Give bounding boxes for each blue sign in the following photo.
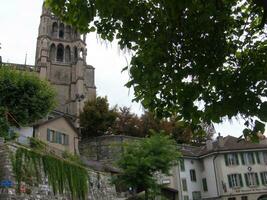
[0,180,13,188]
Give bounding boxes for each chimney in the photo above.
[217,133,224,147]
[259,133,267,145]
[206,139,213,150]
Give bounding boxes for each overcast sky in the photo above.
[0,0,253,138]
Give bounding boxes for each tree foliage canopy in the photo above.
[113,133,180,199]
[46,0,267,140]
[0,67,56,137]
[79,96,117,137]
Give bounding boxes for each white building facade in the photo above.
[161,136,267,200]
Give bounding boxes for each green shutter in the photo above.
[47,129,51,142]
[255,173,260,186]
[56,132,61,144]
[235,153,239,165]
[228,175,232,188]
[260,172,265,185]
[241,153,245,165]
[245,173,249,186]
[180,159,185,171]
[252,153,255,164]
[52,131,56,142]
[225,154,229,166]
[256,152,260,164]
[239,174,243,187]
[65,135,69,145]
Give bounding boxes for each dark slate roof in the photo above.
[180,135,267,158]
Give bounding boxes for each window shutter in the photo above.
[225,154,229,166]
[228,175,232,188]
[56,132,61,144]
[256,152,260,164]
[245,173,249,186]
[235,153,239,165]
[241,153,245,165]
[252,153,255,164]
[260,172,265,185]
[239,174,243,187]
[255,173,260,186]
[52,131,56,142]
[47,129,51,142]
[66,135,69,145]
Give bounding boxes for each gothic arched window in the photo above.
[66,25,71,40]
[80,48,84,58]
[59,23,64,38]
[49,43,56,61]
[65,46,71,63]
[57,44,64,62]
[52,22,58,37]
[74,46,78,61]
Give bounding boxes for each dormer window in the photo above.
[241,152,255,165]
[225,153,239,166]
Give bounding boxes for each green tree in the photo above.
[46,0,267,140]
[0,67,56,138]
[79,96,117,137]
[113,133,180,200]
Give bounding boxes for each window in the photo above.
[225,153,239,166]
[52,22,58,37]
[228,174,243,188]
[260,172,267,185]
[180,159,185,171]
[183,196,189,200]
[57,44,64,62]
[47,129,54,142]
[74,46,78,61]
[65,46,71,63]
[241,196,248,200]
[59,23,64,38]
[192,191,201,200]
[49,44,56,61]
[202,178,208,191]
[190,169,196,181]
[256,152,267,164]
[263,152,267,164]
[241,152,255,165]
[182,179,187,191]
[47,129,69,145]
[244,172,259,187]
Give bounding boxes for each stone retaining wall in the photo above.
[0,140,121,200]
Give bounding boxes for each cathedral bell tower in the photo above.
[35,3,96,118]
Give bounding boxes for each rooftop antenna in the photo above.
[24,52,27,66]
[0,43,2,66]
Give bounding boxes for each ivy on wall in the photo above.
[11,147,89,200]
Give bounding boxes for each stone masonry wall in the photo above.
[79,135,139,164]
[0,140,121,200]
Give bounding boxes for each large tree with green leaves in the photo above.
[112,133,180,200]
[46,0,267,140]
[79,96,117,137]
[0,67,56,138]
